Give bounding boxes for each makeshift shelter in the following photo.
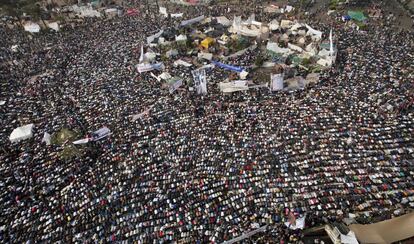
[350,212,414,244]
[175,34,188,42]
[105,8,119,18]
[201,37,214,49]
[47,22,60,31]
[198,52,213,61]
[285,76,306,90]
[174,59,193,67]
[269,19,280,31]
[348,11,367,22]
[215,16,231,27]
[42,132,51,145]
[10,124,34,143]
[166,77,183,94]
[24,22,40,33]
[267,42,291,56]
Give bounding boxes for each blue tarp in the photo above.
[212,61,244,73]
[348,11,367,22]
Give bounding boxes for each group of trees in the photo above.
[0,0,47,27]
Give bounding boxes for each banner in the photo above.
[270,73,284,91]
[180,15,205,26]
[73,138,90,145]
[42,132,51,145]
[126,8,139,16]
[192,68,207,95]
[92,127,112,140]
[136,63,163,73]
[212,61,244,73]
[147,30,164,44]
[169,79,183,94]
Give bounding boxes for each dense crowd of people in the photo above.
[0,1,413,243]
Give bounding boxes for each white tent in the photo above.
[317,58,333,67]
[239,70,249,80]
[158,72,172,80]
[285,215,306,230]
[175,34,188,42]
[171,13,183,18]
[305,24,323,40]
[198,52,213,61]
[159,7,168,16]
[24,22,40,33]
[42,132,52,145]
[269,19,280,31]
[215,16,231,26]
[267,42,291,55]
[280,20,294,29]
[71,5,101,18]
[288,43,304,53]
[10,124,34,143]
[144,52,157,61]
[47,22,60,31]
[285,5,295,13]
[174,59,193,67]
[11,45,19,52]
[290,23,303,31]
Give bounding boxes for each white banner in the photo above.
[92,127,112,140]
[180,15,205,26]
[159,7,167,16]
[271,73,284,91]
[147,30,164,44]
[192,68,207,95]
[169,79,183,94]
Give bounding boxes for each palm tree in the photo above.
[22,0,47,28]
[0,0,24,28]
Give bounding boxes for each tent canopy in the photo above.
[201,37,214,49]
[350,212,414,244]
[10,124,34,143]
[348,11,367,22]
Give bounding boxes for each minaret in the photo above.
[329,29,334,57]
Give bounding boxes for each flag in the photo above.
[126,8,138,16]
[288,211,296,226]
[139,45,145,63]
[329,29,334,56]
